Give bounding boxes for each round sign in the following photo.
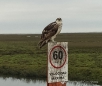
[49,45,67,68]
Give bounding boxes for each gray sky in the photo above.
[0,0,102,34]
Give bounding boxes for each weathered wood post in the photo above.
[47,42,68,86]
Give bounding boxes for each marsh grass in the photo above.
[0,33,102,84]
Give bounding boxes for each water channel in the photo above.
[0,77,100,86]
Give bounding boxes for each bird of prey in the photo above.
[38,18,62,48]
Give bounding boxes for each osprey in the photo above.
[38,18,62,48]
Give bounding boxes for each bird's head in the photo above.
[56,18,62,24]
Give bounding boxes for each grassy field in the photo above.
[0,33,102,84]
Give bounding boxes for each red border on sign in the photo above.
[49,45,67,69]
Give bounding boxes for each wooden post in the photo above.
[47,42,68,86]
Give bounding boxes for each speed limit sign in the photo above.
[48,42,68,83]
[49,45,67,68]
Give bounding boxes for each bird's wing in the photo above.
[41,22,59,40]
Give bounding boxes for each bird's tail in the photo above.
[38,40,50,49]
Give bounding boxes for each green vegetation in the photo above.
[0,33,102,84]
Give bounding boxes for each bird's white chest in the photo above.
[51,26,62,41]
[55,25,62,35]
[51,22,62,41]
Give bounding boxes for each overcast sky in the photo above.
[0,0,102,34]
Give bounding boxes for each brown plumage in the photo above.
[38,18,62,48]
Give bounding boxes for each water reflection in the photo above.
[69,81,99,86]
[0,76,100,86]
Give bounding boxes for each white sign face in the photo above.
[48,42,68,83]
